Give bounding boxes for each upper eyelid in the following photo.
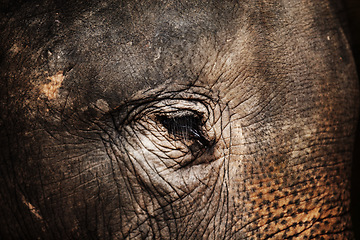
[149,100,209,116]
[154,110,202,119]
[114,99,210,124]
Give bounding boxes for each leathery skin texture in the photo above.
[0,0,359,239]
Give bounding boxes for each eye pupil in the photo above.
[156,114,210,147]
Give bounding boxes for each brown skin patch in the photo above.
[41,71,64,100]
[20,194,43,220]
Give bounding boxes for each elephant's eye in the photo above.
[156,113,211,147]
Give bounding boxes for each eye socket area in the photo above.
[110,99,217,168]
[111,98,215,154]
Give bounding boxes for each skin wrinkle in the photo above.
[129,128,182,184]
[132,142,197,202]
[189,161,226,233]
[99,140,127,233]
[115,134,182,205]
[135,121,188,164]
[121,113,228,237]
[231,142,351,169]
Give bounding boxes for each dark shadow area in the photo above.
[343,0,360,239]
[352,117,360,239]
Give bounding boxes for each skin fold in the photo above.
[0,0,359,239]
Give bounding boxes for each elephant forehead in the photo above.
[51,1,244,104]
[55,2,347,107]
[2,1,346,110]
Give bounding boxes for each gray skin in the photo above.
[0,0,359,239]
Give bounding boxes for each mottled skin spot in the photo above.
[41,71,64,99]
[20,194,43,221]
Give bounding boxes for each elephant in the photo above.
[0,0,359,239]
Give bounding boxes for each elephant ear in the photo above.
[345,0,360,64]
[344,0,360,236]
[344,0,360,238]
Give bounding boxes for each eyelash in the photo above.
[156,113,211,147]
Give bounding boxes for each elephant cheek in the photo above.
[96,105,233,238]
[226,115,353,238]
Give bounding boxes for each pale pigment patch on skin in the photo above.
[95,99,110,112]
[10,43,21,54]
[41,71,64,99]
[153,47,162,62]
[280,118,317,160]
[21,194,43,220]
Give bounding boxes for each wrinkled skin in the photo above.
[0,0,359,239]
